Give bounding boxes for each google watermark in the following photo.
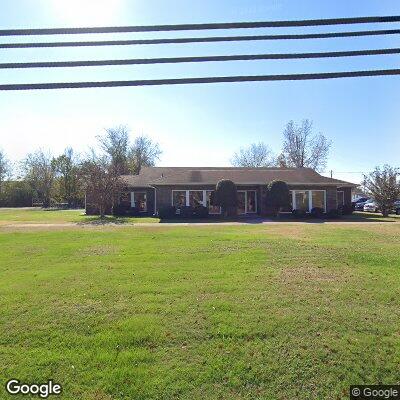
[350,385,400,400]
[5,379,62,398]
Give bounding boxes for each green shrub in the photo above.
[213,180,238,217]
[266,180,290,216]
[310,207,324,218]
[158,206,176,219]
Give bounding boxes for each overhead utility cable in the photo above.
[2,48,400,69]
[2,29,400,48]
[1,16,399,36]
[1,68,400,91]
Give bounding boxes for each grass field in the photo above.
[0,207,398,226]
[0,208,159,225]
[1,219,400,399]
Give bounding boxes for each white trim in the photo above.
[130,192,135,208]
[151,186,157,215]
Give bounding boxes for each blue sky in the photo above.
[0,0,399,183]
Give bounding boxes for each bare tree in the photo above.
[97,125,130,174]
[80,154,122,218]
[275,153,288,168]
[231,142,276,167]
[53,147,82,207]
[0,149,11,195]
[128,136,162,175]
[363,165,400,217]
[281,120,331,172]
[21,150,55,208]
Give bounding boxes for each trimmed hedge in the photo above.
[266,180,290,216]
[213,179,238,217]
[158,205,209,219]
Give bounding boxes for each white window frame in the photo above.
[131,191,147,212]
[291,190,326,213]
[172,190,222,214]
[237,190,257,214]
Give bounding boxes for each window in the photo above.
[189,191,204,207]
[294,191,309,211]
[172,191,186,207]
[312,191,326,210]
[237,190,257,214]
[172,190,220,213]
[247,191,257,213]
[291,190,326,212]
[206,190,221,214]
[131,192,147,212]
[337,191,344,207]
[237,191,246,214]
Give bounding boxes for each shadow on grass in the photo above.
[159,212,399,224]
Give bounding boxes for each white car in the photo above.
[364,200,379,213]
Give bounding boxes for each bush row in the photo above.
[158,205,209,219]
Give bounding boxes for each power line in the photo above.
[1,16,400,36]
[1,68,399,91]
[2,48,400,69]
[2,28,400,48]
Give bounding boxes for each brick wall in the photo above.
[154,184,349,214]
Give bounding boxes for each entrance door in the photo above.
[237,191,246,214]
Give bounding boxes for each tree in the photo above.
[80,154,122,218]
[97,125,130,174]
[281,119,331,172]
[128,136,162,175]
[53,147,82,207]
[266,180,290,216]
[21,150,55,208]
[0,149,11,196]
[363,165,400,217]
[0,181,32,207]
[275,153,288,168]
[212,179,238,217]
[231,142,276,167]
[97,127,162,175]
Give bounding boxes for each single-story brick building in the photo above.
[86,166,355,216]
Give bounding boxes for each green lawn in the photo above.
[0,208,159,225]
[1,222,399,399]
[0,208,399,227]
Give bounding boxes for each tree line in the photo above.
[0,126,161,208]
[0,119,398,217]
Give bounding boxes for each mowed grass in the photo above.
[0,208,159,225]
[0,223,400,399]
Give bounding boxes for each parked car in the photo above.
[354,197,371,211]
[364,200,379,213]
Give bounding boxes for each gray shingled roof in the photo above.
[121,167,356,187]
